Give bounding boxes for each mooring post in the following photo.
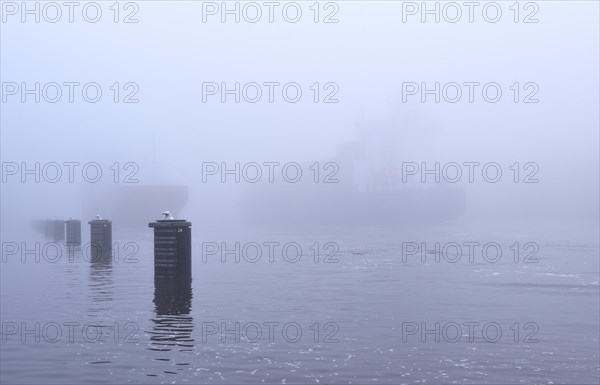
[148,212,192,279]
[88,215,112,262]
[52,219,65,242]
[65,219,81,245]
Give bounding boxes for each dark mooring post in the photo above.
[89,216,112,262]
[148,212,192,280]
[65,219,81,245]
[52,220,65,242]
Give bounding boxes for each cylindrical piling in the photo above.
[52,220,65,241]
[148,215,191,279]
[89,217,112,262]
[40,220,53,239]
[154,276,192,315]
[65,219,81,245]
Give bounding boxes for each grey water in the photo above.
[1,223,598,384]
[2,1,599,384]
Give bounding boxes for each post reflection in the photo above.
[148,276,194,352]
[89,254,113,317]
[88,244,114,316]
[84,244,117,349]
[65,244,82,278]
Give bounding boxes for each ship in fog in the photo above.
[81,139,189,229]
[243,121,466,225]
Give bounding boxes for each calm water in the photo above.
[1,224,599,384]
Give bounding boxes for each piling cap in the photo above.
[149,211,190,228]
[149,219,191,228]
[89,216,112,225]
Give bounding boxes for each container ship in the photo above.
[242,125,466,225]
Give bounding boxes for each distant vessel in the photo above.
[82,135,189,228]
[242,176,465,225]
[242,121,466,225]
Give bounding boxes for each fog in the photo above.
[1,2,600,384]
[1,1,598,237]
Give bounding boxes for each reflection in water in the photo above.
[65,244,83,283]
[148,277,194,352]
[87,244,115,349]
[88,245,114,314]
[90,239,113,264]
[146,275,194,378]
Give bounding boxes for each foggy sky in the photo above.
[1,1,598,236]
